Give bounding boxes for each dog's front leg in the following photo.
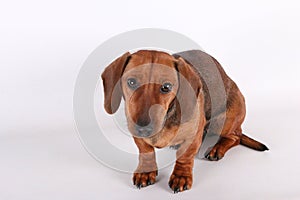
[132,137,157,189]
[169,130,203,193]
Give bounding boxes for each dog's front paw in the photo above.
[168,173,192,193]
[133,170,158,189]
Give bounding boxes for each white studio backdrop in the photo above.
[0,0,300,200]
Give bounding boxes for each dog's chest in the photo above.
[143,99,201,149]
[143,126,179,148]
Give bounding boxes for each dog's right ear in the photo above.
[101,52,131,114]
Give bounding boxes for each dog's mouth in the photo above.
[131,121,164,138]
[134,123,155,138]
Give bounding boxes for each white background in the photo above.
[1,0,300,199]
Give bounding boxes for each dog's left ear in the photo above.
[174,56,202,123]
[101,52,131,114]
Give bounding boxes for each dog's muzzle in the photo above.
[135,124,154,137]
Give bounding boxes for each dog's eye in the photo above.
[127,78,138,90]
[160,82,173,94]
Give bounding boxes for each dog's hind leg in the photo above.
[204,132,241,161]
[205,95,245,161]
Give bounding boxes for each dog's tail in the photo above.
[240,134,269,151]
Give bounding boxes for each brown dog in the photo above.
[101,49,268,193]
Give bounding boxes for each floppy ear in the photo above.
[101,52,131,114]
[174,56,202,123]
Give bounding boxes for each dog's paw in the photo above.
[133,170,158,189]
[168,174,192,193]
[205,145,224,161]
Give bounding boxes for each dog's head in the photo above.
[102,50,201,138]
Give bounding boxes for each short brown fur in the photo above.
[101,50,268,193]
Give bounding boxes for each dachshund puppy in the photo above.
[101,50,268,193]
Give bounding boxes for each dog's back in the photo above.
[174,50,234,123]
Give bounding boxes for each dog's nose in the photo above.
[135,125,153,137]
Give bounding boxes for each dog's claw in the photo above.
[183,185,188,191]
[205,153,212,160]
[136,183,142,189]
[133,170,157,189]
[173,187,180,194]
[169,173,192,193]
[147,180,152,186]
[205,153,209,159]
